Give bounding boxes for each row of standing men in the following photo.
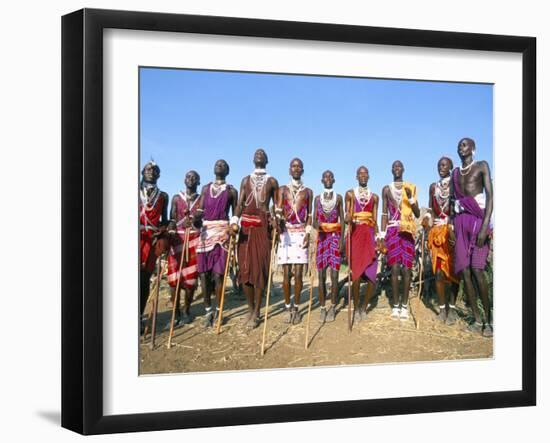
[139,137,493,338]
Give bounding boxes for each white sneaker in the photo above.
[391,307,400,320]
[400,307,409,320]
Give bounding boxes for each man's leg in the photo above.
[361,280,375,320]
[446,281,460,325]
[318,268,327,323]
[200,272,215,327]
[292,264,304,324]
[352,279,362,322]
[390,264,401,319]
[400,266,412,320]
[472,268,492,336]
[282,264,293,323]
[461,268,483,333]
[435,268,447,322]
[243,283,255,322]
[326,268,338,322]
[140,271,152,317]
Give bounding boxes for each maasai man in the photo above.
[196,160,238,328]
[381,161,420,320]
[139,161,169,318]
[451,138,493,337]
[275,158,313,324]
[422,157,460,325]
[231,149,279,329]
[313,170,345,323]
[165,171,202,327]
[344,166,379,322]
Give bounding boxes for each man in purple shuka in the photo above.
[196,160,238,328]
[451,138,494,337]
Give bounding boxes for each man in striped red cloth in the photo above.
[166,170,202,327]
[196,160,238,328]
[380,161,420,321]
[139,161,169,319]
[313,170,345,323]
[230,149,279,329]
[345,166,380,323]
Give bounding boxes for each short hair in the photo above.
[356,165,369,175]
[459,137,476,150]
[255,148,269,163]
[290,157,304,168]
[438,156,454,169]
[142,161,160,178]
[216,159,230,175]
[322,169,334,178]
[187,170,200,181]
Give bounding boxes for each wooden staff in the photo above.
[166,227,189,349]
[260,230,279,356]
[304,233,318,349]
[149,255,164,349]
[216,234,235,334]
[412,229,426,330]
[347,201,354,334]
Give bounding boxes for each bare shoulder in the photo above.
[381,185,390,197]
[240,176,249,187]
[269,176,279,187]
[372,192,380,203]
[476,160,491,172]
[429,182,436,192]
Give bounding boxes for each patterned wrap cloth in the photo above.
[276,189,309,265]
[166,192,200,289]
[237,178,272,289]
[348,195,378,282]
[386,195,415,269]
[451,168,491,275]
[139,191,166,273]
[197,183,231,275]
[315,195,342,271]
[427,189,459,282]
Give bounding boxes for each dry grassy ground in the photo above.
[139,268,493,375]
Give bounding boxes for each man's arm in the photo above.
[380,186,389,233]
[228,185,238,216]
[160,192,169,226]
[477,161,494,246]
[312,196,319,230]
[372,194,379,234]
[234,176,248,218]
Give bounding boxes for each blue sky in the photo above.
[140,67,493,207]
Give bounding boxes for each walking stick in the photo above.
[150,255,164,349]
[413,229,426,330]
[305,234,318,349]
[167,227,189,349]
[260,230,279,356]
[216,235,235,334]
[347,203,354,334]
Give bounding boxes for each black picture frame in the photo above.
[61,8,536,435]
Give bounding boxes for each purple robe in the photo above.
[452,168,490,274]
[197,183,230,275]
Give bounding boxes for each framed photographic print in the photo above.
[61,8,536,435]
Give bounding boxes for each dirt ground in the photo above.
[139,267,493,375]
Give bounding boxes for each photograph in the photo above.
[137,67,494,375]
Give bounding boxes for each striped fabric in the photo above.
[167,229,199,289]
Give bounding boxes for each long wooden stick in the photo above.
[260,231,279,356]
[415,229,426,330]
[149,255,164,349]
[347,202,354,334]
[216,235,235,334]
[304,234,318,349]
[167,228,189,349]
